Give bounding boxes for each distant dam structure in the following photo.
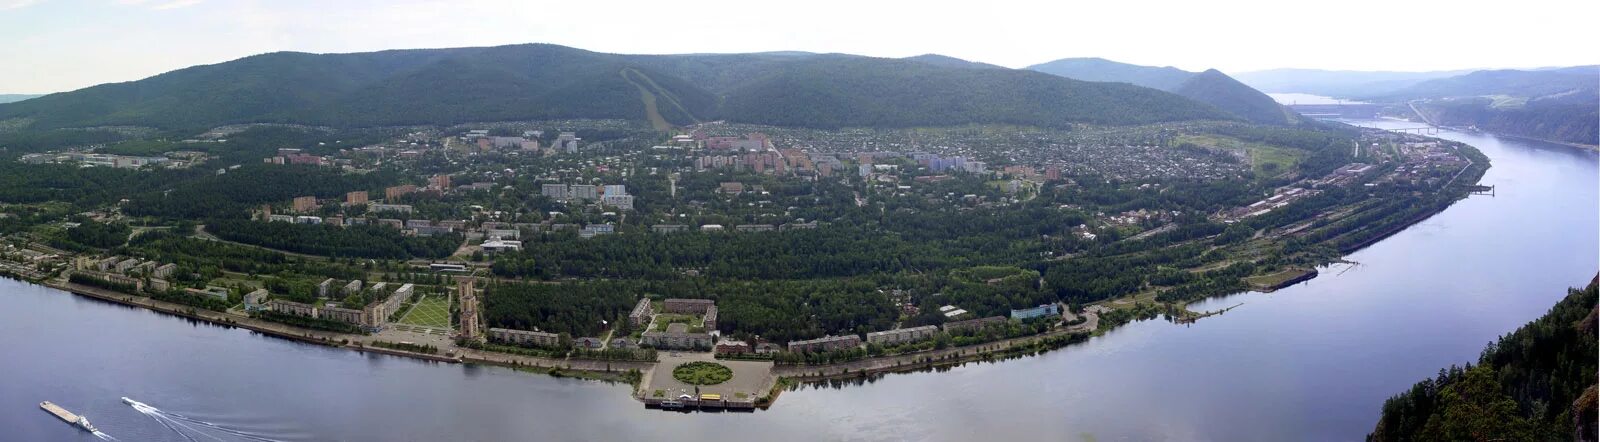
[1287,102,1387,119]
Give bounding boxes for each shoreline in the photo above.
[1,158,1483,407]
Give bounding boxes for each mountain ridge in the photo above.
[0,44,1233,132]
[1026,58,1301,125]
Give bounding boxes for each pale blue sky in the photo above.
[3,0,1596,93]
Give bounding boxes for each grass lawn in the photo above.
[398,295,451,328]
[672,362,732,385]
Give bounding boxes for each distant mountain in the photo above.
[0,44,1233,131]
[901,54,1005,70]
[1365,66,1599,101]
[1382,67,1599,146]
[0,94,42,104]
[1026,57,1192,91]
[1232,68,1474,97]
[1027,58,1301,125]
[1172,69,1301,125]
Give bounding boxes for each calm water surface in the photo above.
[3,121,1596,441]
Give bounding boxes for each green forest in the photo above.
[1368,279,1598,441]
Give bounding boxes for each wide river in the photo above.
[3,120,1597,441]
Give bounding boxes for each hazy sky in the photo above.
[3,0,1596,93]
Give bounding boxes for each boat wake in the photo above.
[123,397,287,442]
[92,430,116,441]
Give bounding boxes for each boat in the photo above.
[659,400,684,408]
[39,401,98,433]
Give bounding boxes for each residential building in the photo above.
[292,196,317,213]
[540,184,569,200]
[384,185,417,200]
[942,316,1008,333]
[579,224,613,238]
[715,339,751,354]
[735,224,774,232]
[243,289,269,311]
[184,286,230,302]
[152,263,177,279]
[787,334,862,353]
[865,325,939,345]
[268,299,317,317]
[316,278,335,297]
[485,229,519,239]
[641,323,713,350]
[368,203,413,214]
[601,194,634,210]
[569,184,599,200]
[480,239,522,254]
[650,224,688,233]
[345,191,368,205]
[664,298,714,314]
[628,298,653,326]
[342,280,363,296]
[319,305,367,325]
[490,328,561,347]
[1010,303,1061,320]
[428,174,451,190]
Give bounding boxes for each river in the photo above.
[3,121,1596,441]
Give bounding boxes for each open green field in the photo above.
[1178,134,1307,179]
[398,295,451,328]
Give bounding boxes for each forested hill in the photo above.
[1026,57,1193,91]
[1368,278,1598,441]
[714,56,1227,129]
[1172,69,1303,126]
[1027,58,1303,125]
[0,44,1232,132]
[0,94,41,104]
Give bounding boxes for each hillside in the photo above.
[717,56,1228,129]
[0,94,41,104]
[0,45,717,130]
[902,54,1005,70]
[0,44,1234,132]
[1172,69,1301,125]
[1027,58,1301,125]
[1368,278,1598,441]
[1026,57,1193,91]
